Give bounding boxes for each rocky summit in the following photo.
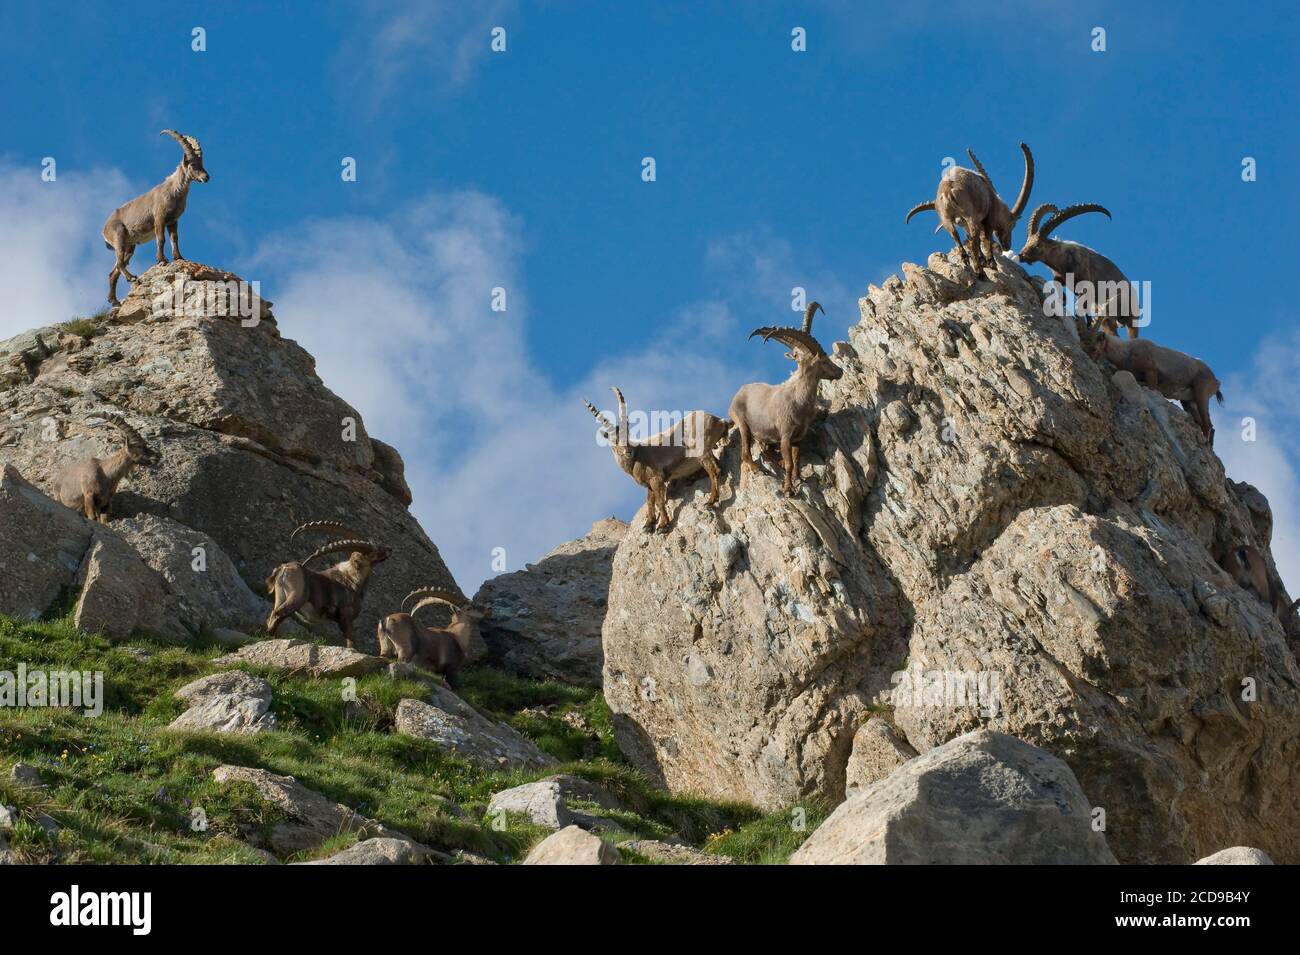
[602,249,1300,864]
[0,261,457,647]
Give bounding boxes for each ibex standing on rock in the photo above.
[906,143,1034,273]
[583,387,729,532]
[265,521,390,649]
[377,588,491,689]
[730,302,843,496]
[103,129,210,307]
[1018,203,1142,338]
[1087,327,1222,443]
[54,415,158,522]
[1213,542,1299,622]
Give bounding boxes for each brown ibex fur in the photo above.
[1019,203,1141,338]
[583,387,729,531]
[103,130,210,306]
[1087,327,1223,443]
[376,588,491,689]
[729,302,843,496]
[53,415,158,522]
[1213,542,1297,622]
[907,143,1034,272]
[265,521,390,649]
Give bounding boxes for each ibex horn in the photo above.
[303,539,379,565]
[1009,143,1034,219]
[1040,204,1111,240]
[966,149,993,186]
[160,129,202,161]
[291,520,362,542]
[905,200,936,224]
[1026,203,1059,238]
[583,400,615,434]
[402,587,465,615]
[749,325,824,357]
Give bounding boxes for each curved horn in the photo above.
[749,326,824,356]
[401,587,465,615]
[1008,142,1034,219]
[102,414,143,443]
[583,400,615,434]
[905,200,936,224]
[610,386,629,444]
[802,301,824,334]
[1026,203,1059,237]
[1040,203,1112,240]
[304,538,379,565]
[966,149,993,185]
[160,129,199,161]
[291,520,362,542]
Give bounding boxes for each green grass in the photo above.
[0,612,814,864]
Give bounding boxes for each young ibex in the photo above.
[906,143,1034,272]
[376,588,491,689]
[1214,543,1299,622]
[53,415,159,522]
[1086,327,1222,443]
[729,302,843,496]
[103,129,210,307]
[583,387,729,532]
[264,521,391,649]
[1019,203,1141,338]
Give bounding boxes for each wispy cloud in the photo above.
[0,161,133,339]
[1216,327,1300,593]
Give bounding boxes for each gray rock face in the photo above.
[394,691,555,771]
[73,527,189,642]
[603,250,1300,863]
[297,837,430,865]
[487,781,572,830]
[1195,847,1273,865]
[0,464,93,620]
[473,518,626,685]
[0,261,458,650]
[845,718,918,793]
[791,730,1116,865]
[169,671,276,734]
[523,825,621,865]
[213,639,387,679]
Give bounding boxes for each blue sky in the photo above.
[2,1,1298,592]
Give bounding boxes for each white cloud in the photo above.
[0,161,133,339]
[1216,328,1300,594]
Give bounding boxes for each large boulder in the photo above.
[1194,846,1273,865]
[0,261,459,650]
[523,826,620,865]
[394,689,555,771]
[845,718,918,794]
[0,464,93,620]
[603,251,1300,863]
[168,671,276,734]
[73,527,189,642]
[213,639,387,679]
[790,730,1116,865]
[473,517,626,685]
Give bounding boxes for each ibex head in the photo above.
[106,415,159,466]
[749,302,843,382]
[584,387,636,470]
[161,129,209,184]
[1018,203,1111,264]
[403,587,491,625]
[967,142,1034,249]
[292,521,390,568]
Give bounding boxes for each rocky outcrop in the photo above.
[603,250,1300,863]
[297,837,431,865]
[487,775,625,831]
[623,840,733,865]
[0,261,458,648]
[791,730,1116,865]
[394,691,555,771]
[473,518,626,685]
[214,639,387,679]
[168,671,276,734]
[523,825,621,865]
[1194,846,1273,865]
[844,718,917,793]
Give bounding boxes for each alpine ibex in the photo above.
[53,415,159,522]
[376,588,491,689]
[1213,542,1299,622]
[265,521,390,649]
[730,302,843,496]
[583,387,729,532]
[906,143,1034,272]
[1086,327,1222,442]
[103,130,210,306]
[1019,203,1141,338]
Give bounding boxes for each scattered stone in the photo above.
[211,764,376,856]
[622,840,733,865]
[0,805,17,832]
[296,837,431,866]
[473,518,626,685]
[10,764,46,789]
[791,731,1117,865]
[168,671,276,734]
[488,781,571,830]
[1195,847,1273,865]
[523,825,621,865]
[845,718,918,792]
[394,689,554,771]
[213,639,387,679]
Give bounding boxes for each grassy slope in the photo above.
[0,613,824,864]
